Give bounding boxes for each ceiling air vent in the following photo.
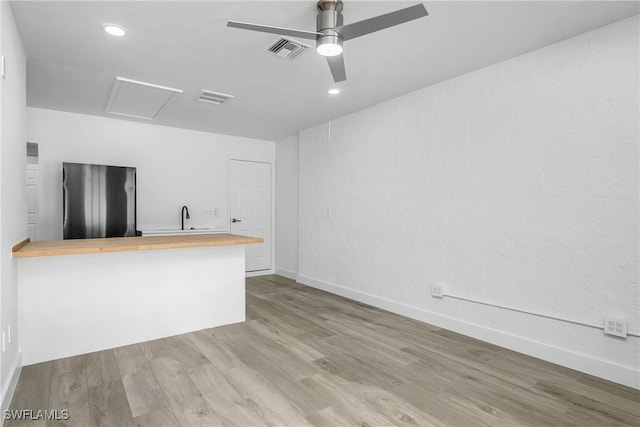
[266,37,309,59]
[197,90,234,105]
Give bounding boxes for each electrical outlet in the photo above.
[604,318,627,338]
[431,284,444,298]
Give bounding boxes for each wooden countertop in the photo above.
[12,233,263,258]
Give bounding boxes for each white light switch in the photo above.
[1,55,5,79]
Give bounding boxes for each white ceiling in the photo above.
[10,1,639,141]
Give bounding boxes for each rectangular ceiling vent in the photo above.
[266,38,309,59]
[197,90,234,105]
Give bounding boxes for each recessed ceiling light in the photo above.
[104,24,127,37]
[328,88,341,95]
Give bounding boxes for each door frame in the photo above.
[26,163,39,241]
[228,158,275,276]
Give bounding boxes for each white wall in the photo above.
[275,134,299,279]
[297,17,639,388]
[20,244,245,366]
[0,0,27,411]
[27,108,275,242]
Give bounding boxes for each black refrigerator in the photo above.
[63,162,136,239]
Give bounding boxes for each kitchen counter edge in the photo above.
[12,234,263,258]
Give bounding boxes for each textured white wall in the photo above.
[276,134,299,278]
[0,0,27,410]
[298,17,639,387]
[27,108,275,242]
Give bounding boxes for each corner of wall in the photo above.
[275,267,298,281]
[0,0,28,413]
[275,134,300,277]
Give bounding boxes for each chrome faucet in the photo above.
[181,206,190,230]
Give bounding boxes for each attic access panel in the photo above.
[105,77,183,120]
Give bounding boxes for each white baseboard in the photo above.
[297,274,639,390]
[275,267,298,280]
[245,268,275,278]
[1,354,22,424]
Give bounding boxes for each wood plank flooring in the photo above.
[6,275,640,426]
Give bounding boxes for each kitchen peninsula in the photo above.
[13,233,262,365]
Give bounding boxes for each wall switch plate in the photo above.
[1,55,5,79]
[204,209,213,216]
[431,284,444,298]
[604,318,627,338]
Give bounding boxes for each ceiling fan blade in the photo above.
[335,4,428,41]
[227,21,321,40]
[327,54,346,83]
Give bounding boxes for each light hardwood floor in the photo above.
[6,275,640,426]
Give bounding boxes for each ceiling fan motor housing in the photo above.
[317,0,344,52]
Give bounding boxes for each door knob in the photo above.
[231,218,242,223]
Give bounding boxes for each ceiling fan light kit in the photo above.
[227,0,428,83]
[316,37,342,56]
[316,0,344,57]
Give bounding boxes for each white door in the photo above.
[229,160,272,272]
[26,164,39,240]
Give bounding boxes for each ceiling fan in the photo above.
[227,1,428,83]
